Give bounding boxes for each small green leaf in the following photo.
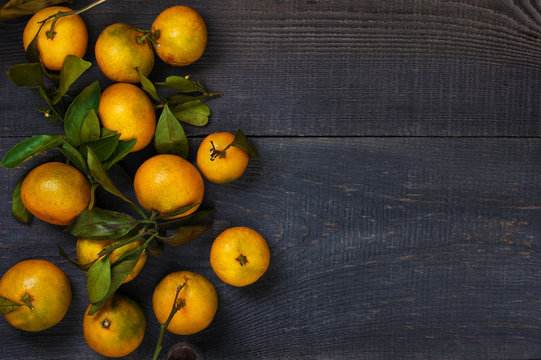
[101,127,117,138]
[102,139,137,170]
[12,175,32,224]
[87,255,111,304]
[65,81,100,147]
[170,100,210,127]
[86,147,134,205]
[79,109,101,144]
[58,140,87,173]
[58,245,97,271]
[81,133,120,162]
[7,63,42,87]
[52,55,92,104]
[231,129,260,158]
[158,208,215,229]
[88,242,147,315]
[0,134,64,168]
[154,104,188,158]
[65,207,139,241]
[158,223,213,247]
[139,71,161,102]
[25,33,40,63]
[155,75,198,93]
[0,296,21,315]
[0,0,71,21]
[157,203,200,220]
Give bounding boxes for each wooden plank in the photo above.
[1,0,541,137]
[0,137,540,359]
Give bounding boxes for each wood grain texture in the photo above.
[1,0,541,137]
[0,137,540,359]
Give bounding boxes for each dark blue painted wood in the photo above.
[1,1,541,359]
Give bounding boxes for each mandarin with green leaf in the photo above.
[0,259,71,332]
[23,6,88,71]
[196,132,249,183]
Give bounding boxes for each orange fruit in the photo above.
[0,259,71,332]
[76,236,147,283]
[151,5,207,67]
[134,154,204,218]
[196,132,249,183]
[98,83,156,152]
[152,271,217,335]
[95,23,154,83]
[210,227,270,287]
[20,162,91,226]
[83,293,145,358]
[23,6,87,71]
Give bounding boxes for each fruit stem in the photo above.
[152,283,186,360]
[209,141,232,161]
[39,0,107,40]
[236,254,248,266]
[21,293,34,310]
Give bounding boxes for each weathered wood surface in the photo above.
[1,0,541,359]
[2,0,541,137]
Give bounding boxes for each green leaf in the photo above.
[79,109,101,144]
[81,133,120,162]
[158,223,213,247]
[58,140,87,173]
[102,139,137,170]
[170,100,210,127]
[0,0,71,21]
[86,147,134,205]
[139,71,160,102]
[157,203,199,220]
[158,208,215,229]
[58,245,96,271]
[155,75,198,93]
[7,63,42,87]
[52,55,91,104]
[87,255,111,304]
[231,129,260,158]
[65,81,100,147]
[12,175,32,224]
[25,33,40,63]
[65,207,139,241]
[0,134,64,168]
[88,242,147,315]
[154,104,188,158]
[0,296,21,315]
[101,127,117,138]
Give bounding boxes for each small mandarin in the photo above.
[20,162,91,226]
[23,6,87,71]
[152,271,218,335]
[83,294,145,358]
[151,6,207,66]
[0,259,71,332]
[196,132,249,183]
[98,83,156,152]
[210,226,270,287]
[95,23,154,83]
[76,237,147,283]
[133,154,204,218]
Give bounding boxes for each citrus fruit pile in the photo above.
[0,2,271,358]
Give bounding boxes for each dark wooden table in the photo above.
[1,1,541,359]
